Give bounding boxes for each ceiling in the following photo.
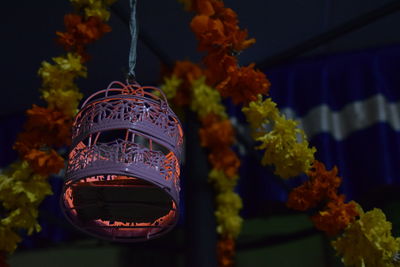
[2,0,400,115]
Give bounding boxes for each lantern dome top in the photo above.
[72,81,183,158]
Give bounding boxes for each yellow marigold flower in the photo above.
[215,191,243,238]
[53,53,86,73]
[256,117,315,178]
[216,191,243,212]
[8,160,32,181]
[0,162,51,209]
[208,168,238,192]
[69,0,116,21]
[84,7,110,21]
[208,170,243,238]
[2,207,41,235]
[42,89,83,117]
[0,161,52,245]
[332,208,400,267]
[242,94,278,135]
[215,211,243,238]
[38,53,87,93]
[160,75,182,100]
[8,161,46,182]
[191,77,227,119]
[83,0,111,21]
[243,97,315,178]
[0,226,21,253]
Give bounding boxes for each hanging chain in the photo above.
[128,0,138,82]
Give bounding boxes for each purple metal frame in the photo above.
[61,81,183,242]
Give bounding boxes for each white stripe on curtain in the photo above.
[281,94,400,141]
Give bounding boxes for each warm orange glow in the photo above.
[64,186,77,216]
[93,202,177,238]
[62,175,178,239]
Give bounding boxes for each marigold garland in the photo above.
[191,77,227,119]
[0,0,115,259]
[189,0,269,105]
[199,114,234,149]
[0,161,52,253]
[160,75,182,100]
[286,160,342,211]
[178,1,400,266]
[217,236,236,267]
[168,61,204,107]
[209,170,242,238]
[161,62,242,266]
[242,77,397,266]
[38,53,87,116]
[56,14,112,61]
[174,0,274,265]
[332,208,400,266]
[242,95,316,178]
[70,0,116,21]
[311,195,359,237]
[242,96,400,266]
[182,1,267,264]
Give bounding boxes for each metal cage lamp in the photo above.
[61,81,183,241]
[61,0,183,242]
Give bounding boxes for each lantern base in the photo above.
[62,175,178,242]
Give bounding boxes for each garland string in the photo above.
[128,0,138,79]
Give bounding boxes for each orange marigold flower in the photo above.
[14,105,72,158]
[13,131,44,157]
[203,49,237,85]
[286,161,342,211]
[213,5,255,52]
[286,185,320,211]
[79,16,111,42]
[191,0,254,53]
[57,14,111,60]
[172,61,204,85]
[199,114,235,148]
[217,237,235,267]
[25,105,72,146]
[169,61,204,107]
[307,160,341,200]
[198,114,239,177]
[57,32,76,48]
[216,64,270,105]
[209,148,240,178]
[311,195,359,236]
[24,149,65,176]
[191,15,227,52]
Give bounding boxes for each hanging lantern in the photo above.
[61,81,183,241]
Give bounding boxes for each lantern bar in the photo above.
[61,81,183,242]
